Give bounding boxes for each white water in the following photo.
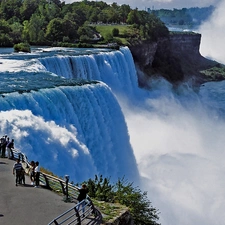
[1,46,225,225]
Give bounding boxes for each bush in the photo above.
[112,28,119,36]
[13,42,31,53]
[80,175,160,225]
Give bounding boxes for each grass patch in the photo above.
[201,64,225,80]
[94,24,138,45]
[93,200,128,223]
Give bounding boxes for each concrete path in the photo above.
[0,158,79,225]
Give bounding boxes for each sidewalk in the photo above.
[0,158,75,225]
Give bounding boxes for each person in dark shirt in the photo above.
[7,138,14,159]
[1,135,7,158]
[77,184,88,215]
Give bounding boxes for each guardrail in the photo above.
[11,148,102,225]
[48,198,100,225]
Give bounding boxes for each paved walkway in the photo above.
[0,158,92,225]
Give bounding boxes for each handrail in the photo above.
[11,148,102,224]
[48,198,99,225]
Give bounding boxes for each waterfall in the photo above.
[0,80,139,183]
[39,47,139,96]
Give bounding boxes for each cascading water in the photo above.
[0,47,140,183]
[1,46,225,225]
[39,47,139,97]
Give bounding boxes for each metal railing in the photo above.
[11,148,101,225]
[48,198,98,225]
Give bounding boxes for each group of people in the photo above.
[12,159,40,188]
[12,156,89,217]
[0,134,14,159]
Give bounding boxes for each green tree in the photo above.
[126,9,139,24]
[82,175,160,225]
[119,4,131,23]
[22,20,30,42]
[0,19,13,46]
[0,33,13,46]
[115,178,160,225]
[89,8,101,23]
[0,0,22,21]
[98,9,109,23]
[28,13,46,44]
[61,18,78,41]
[0,19,11,33]
[20,0,39,21]
[10,22,23,43]
[45,18,63,42]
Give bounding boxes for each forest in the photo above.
[0,0,169,47]
[153,6,215,28]
[0,0,214,48]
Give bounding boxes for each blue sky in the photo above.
[64,0,221,10]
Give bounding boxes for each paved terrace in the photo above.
[0,158,101,225]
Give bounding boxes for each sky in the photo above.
[64,0,221,10]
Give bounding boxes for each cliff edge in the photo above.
[129,32,225,87]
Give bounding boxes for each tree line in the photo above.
[153,6,214,27]
[0,0,169,47]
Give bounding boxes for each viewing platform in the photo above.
[0,157,102,225]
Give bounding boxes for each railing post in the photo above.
[42,173,50,189]
[64,175,70,202]
[88,197,97,216]
[74,205,81,225]
[53,219,59,225]
[59,181,66,195]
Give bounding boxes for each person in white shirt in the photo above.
[34,161,40,188]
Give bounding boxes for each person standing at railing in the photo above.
[29,160,36,185]
[34,161,40,188]
[77,184,89,216]
[1,135,7,158]
[13,159,22,186]
[7,138,14,159]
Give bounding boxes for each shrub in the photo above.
[13,42,31,53]
[112,28,119,36]
[80,175,160,225]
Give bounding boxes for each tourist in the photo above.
[1,135,7,158]
[34,161,40,188]
[13,159,22,186]
[7,138,14,159]
[20,167,26,185]
[77,184,89,216]
[29,160,36,185]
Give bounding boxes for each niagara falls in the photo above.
[1,43,225,225]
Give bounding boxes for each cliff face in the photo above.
[169,33,201,53]
[129,32,218,86]
[129,41,157,67]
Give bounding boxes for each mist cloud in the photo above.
[199,0,225,64]
[121,81,225,225]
